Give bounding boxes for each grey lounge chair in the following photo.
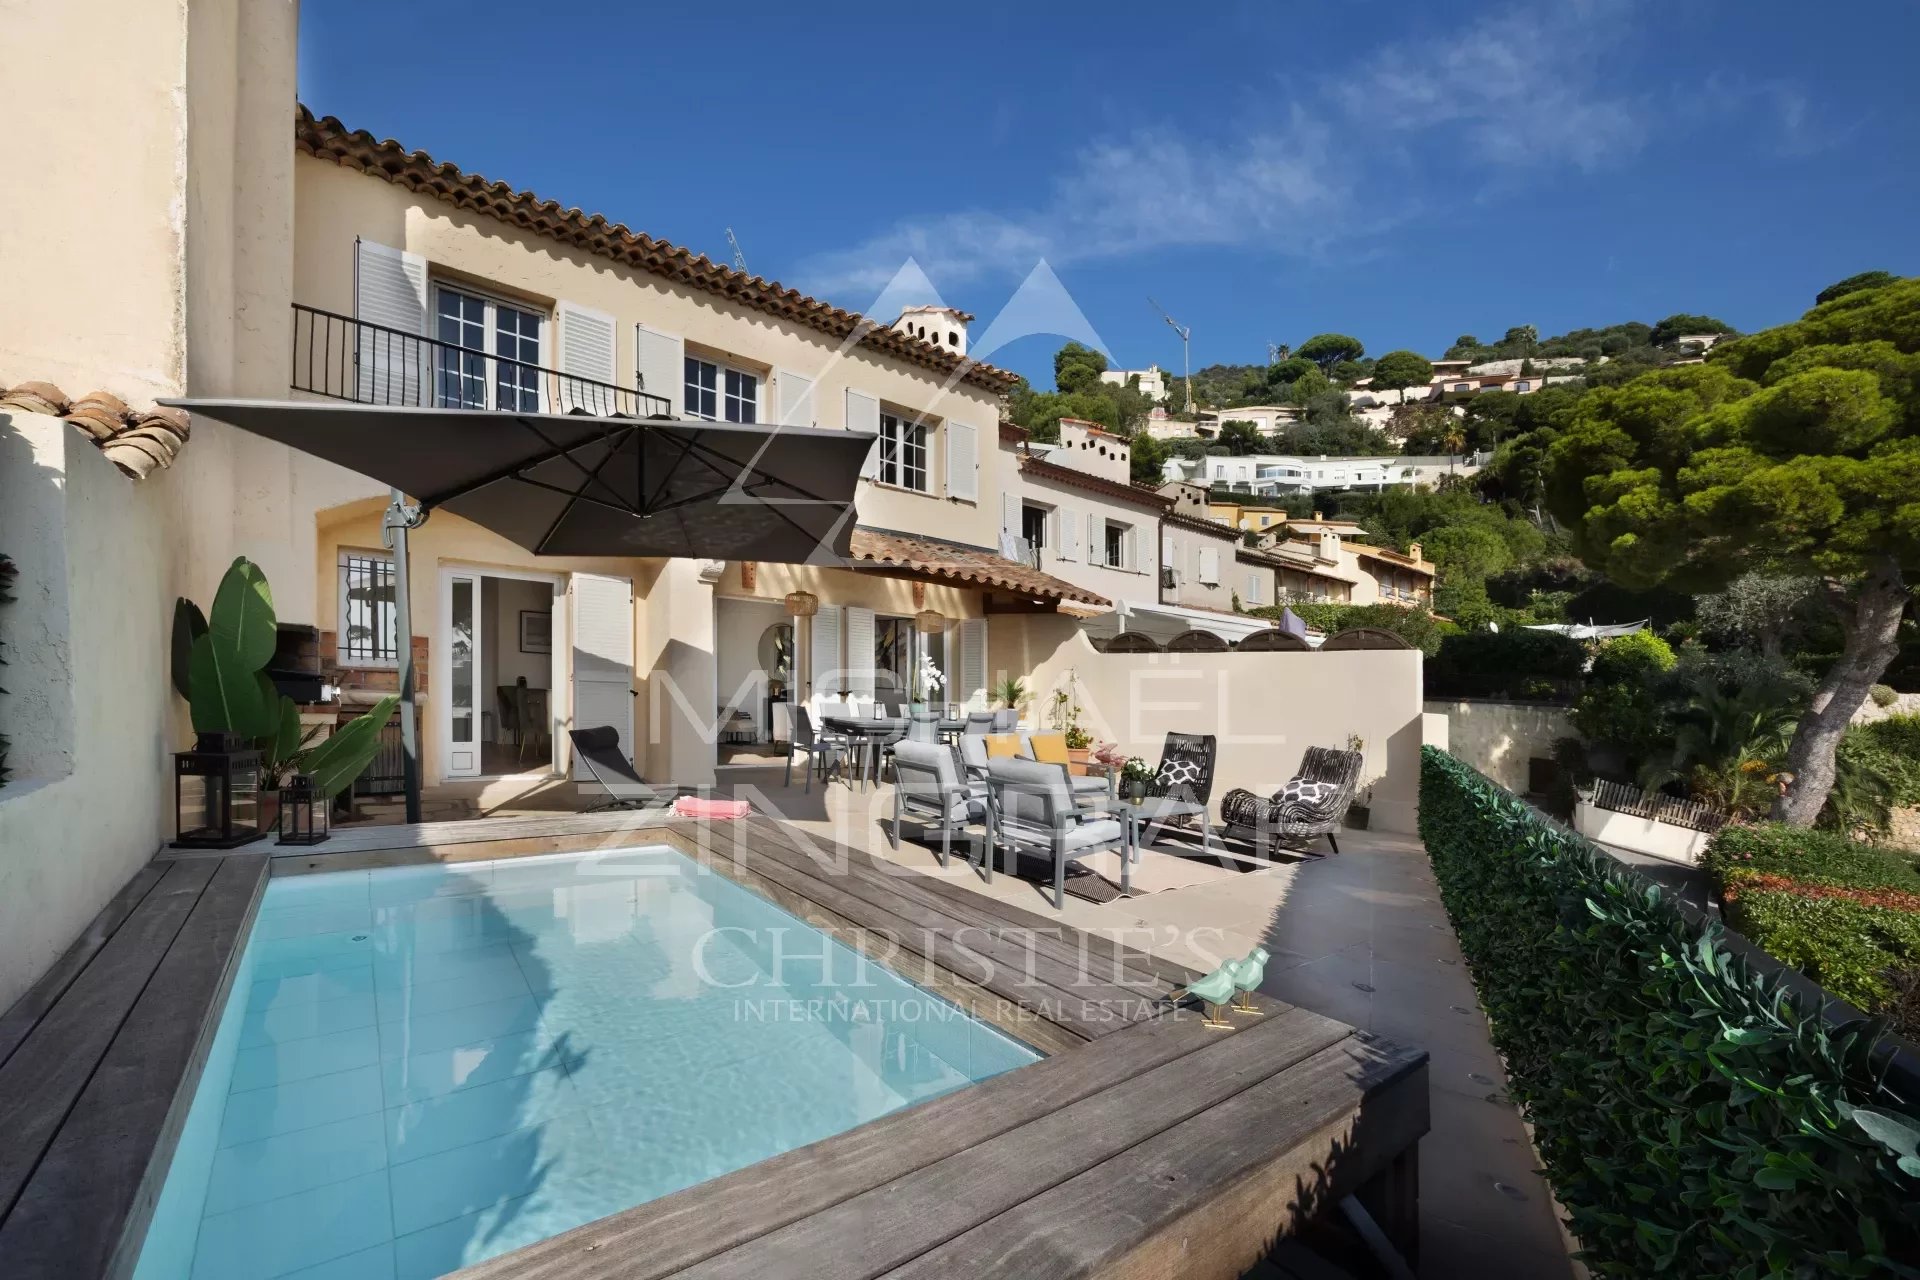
[890,740,987,872]
[985,756,1129,909]
[1220,745,1363,856]
[568,727,673,811]
[963,710,995,735]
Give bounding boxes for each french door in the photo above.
[441,570,483,778]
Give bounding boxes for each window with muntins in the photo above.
[433,285,544,411]
[879,412,929,491]
[1104,522,1127,568]
[338,550,399,666]
[684,356,759,423]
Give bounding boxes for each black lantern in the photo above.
[172,731,265,848]
[277,773,331,846]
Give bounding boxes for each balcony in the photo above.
[290,303,673,418]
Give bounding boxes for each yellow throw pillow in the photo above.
[984,733,1023,759]
[1027,732,1071,766]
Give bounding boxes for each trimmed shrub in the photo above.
[1246,601,1453,655]
[1846,712,1920,808]
[1705,823,1920,892]
[1424,628,1585,700]
[1420,747,1920,1276]
[1873,683,1901,707]
[1720,878,1920,1015]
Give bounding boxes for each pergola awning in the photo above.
[163,399,873,563]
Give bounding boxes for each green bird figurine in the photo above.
[1227,947,1269,1014]
[1174,964,1239,1029]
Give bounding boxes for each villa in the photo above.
[0,5,1612,1279]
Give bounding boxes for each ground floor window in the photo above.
[338,550,398,665]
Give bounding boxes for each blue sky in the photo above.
[299,0,1918,386]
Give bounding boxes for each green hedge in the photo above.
[1425,628,1586,700]
[1419,747,1920,1276]
[1705,824,1920,892]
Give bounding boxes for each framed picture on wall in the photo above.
[519,610,552,654]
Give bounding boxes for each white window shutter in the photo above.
[569,574,634,774]
[958,617,988,711]
[809,607,842,700]
[1059,504,1079,561]
[354,239,427,405]
[634,322,683,416]
[1001,493,1022,538]
[844,606,876,698]
[1199,546,1220,585]
[1124,527,1138,571]
[846,389,881,478]
[1161,532,1175,564]
[946,421,978,502]
[556,301,617,414]
[1088,513,1103,564]
[776,370,816,425]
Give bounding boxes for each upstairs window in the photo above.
[433,285,544,411]
[878,412,929,491]
[1021,504,1049,548]
[685,356,759,423]
[1103,521,1128,568]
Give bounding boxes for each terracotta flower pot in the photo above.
[1067,747,1092,776]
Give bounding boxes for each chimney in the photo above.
[1409,541,1423,562]
[1312,511,1323,521]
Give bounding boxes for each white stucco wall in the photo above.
[0,415,186,1009]
[1423,698,1576,795]
[993,620,1426,834]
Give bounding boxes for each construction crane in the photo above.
[725,227,749,275]
[1149,297,1194,413]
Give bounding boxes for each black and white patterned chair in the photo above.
[1220,745,1363,856]
[1127,732,1219,855]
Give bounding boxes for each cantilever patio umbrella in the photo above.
[166,399,873,560]
[164,398,876,818]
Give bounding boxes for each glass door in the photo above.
[443,570,482,778]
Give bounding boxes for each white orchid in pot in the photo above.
[910,650,945,713]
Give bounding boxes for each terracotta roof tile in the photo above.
[0,381,189,480]
[1018,455,1171,510]
[849,529,1109,609]
[296,107,1018,395]
[1161,507,1240,539]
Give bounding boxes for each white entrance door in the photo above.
[570,573,634,776]
[442,569,483,778]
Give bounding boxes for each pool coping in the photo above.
[0,811,1430,1280]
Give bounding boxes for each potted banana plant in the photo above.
[173,557,397,837]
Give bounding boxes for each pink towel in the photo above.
[672,795,751,820]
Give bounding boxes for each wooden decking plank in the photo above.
[0,864,168,1069]
[739,818,1178,996]
[719,823,1168,1026]
[457,1013,1249,1280]
[0,857,217,1223]
[1,853,268,1280]
[882,1036,1430,1280]
[661,1008,1356,1280]
[687,824,1124,1041]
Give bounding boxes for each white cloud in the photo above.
[794,0,1808,302]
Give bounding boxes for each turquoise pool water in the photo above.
[133,846,1037,1280]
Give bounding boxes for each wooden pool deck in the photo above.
[0,811,1428,1280]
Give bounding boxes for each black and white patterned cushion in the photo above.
[1149,753,1203,798]
[1277,779,1336,807]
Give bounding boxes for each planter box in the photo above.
[1573,800,1712,865]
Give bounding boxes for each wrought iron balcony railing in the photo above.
[291,303,673,418]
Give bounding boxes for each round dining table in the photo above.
[820,715,968,789]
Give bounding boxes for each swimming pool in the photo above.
[132,845,1038,1280]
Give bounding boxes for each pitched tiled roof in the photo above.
[1018,456,1171,510]
[1352,543,1436,576]
[1161,507,1240,540]
[296,107,1018,395]
[0,381,189,480]
[849,529,1109,609]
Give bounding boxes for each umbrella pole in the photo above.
[382,489,425,824]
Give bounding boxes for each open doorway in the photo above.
[442,567,563,779]
[714,597,793,766]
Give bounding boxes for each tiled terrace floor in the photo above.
[391,762,1580,1278]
